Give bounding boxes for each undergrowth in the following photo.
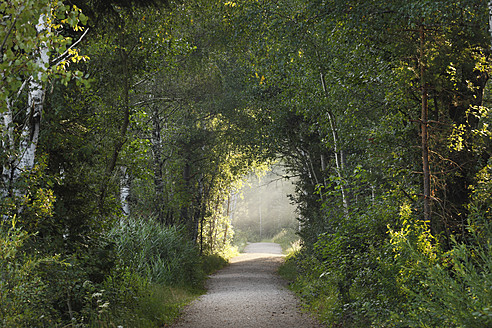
[100,282,200,327]
[201,253,229,275]
[271,228,300,254]
[0,216,229,327]
[277,252,298,282]
[101,216,229,326]
[278,197,492,328]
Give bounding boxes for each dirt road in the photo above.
[172,242,322,328]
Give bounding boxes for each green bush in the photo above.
[98,268,199,327]
[0,221,58,327]
[277,252,298,282]
[201,253,228,275]
[287,250,342,325]
[390,199,492,327]
[232,229,255,251]
[284,196,405,327]
[73,217,210,327]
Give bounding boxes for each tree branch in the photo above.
[130,97,181,107]
[51,28,90,67]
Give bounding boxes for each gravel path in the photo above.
[172,242,322,328]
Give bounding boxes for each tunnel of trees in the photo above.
[1,0,491,327]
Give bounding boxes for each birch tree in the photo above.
[488,1,492,45]
[1,0,87,203]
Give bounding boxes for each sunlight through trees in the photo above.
[0,0,490,326]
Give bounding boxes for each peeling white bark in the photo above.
[1,101,14,196]
[120,167,130,216]
[19,14,49,171]
[2,14,49,198]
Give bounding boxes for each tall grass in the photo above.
[108,216,204,287]
[272,228,300,254]
[99,280,199,328]
[95,217,208,327]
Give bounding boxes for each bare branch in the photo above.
[130,97,182,107]
[51,28,90,66]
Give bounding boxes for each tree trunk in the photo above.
[120,166,130,216]
[2,14,49,199]
[489,1,492,47]
[99,47,131,212]
[2,103,15,197]
[151,103,165,224]
[192,176,204,243]
[223,224,228,246]
[181,162,192,235]
[420,24,432,229]
[319,71,349,213]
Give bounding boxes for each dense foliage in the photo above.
[1,0,251,326]
[1,0,491,326]
[225,1,491,327]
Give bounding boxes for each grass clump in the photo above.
[201,253,229,275]
[272,228,300,254]
[109,216,204,287]
[102,278,200,327]
[277,253,298,282]
[95,216,207,327]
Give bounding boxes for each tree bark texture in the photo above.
[120,166,130,215]
[151,102,166,224]
[2,14,48,198]
[420,24,432,228]
[489,1,492,48]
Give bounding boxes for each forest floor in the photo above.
[171,242,322,328]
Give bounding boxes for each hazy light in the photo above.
[231,165,297,242]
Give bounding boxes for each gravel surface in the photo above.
[172,242,322,328]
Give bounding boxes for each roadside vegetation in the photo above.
[271,229,301,254]
[0,216,230,327]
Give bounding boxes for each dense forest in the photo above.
[1,0,491,327]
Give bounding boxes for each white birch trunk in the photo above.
[16,14,49,182]
[2,14,49,198]
[120,167,130,216]
[1,101,14,197]
[489,1,492,47]
[319,71,349,214]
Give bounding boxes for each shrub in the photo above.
[94,217,209,327]
[201,253,228,275]
[101,276,198,327]
[389,201,492,327]
[277,252,298,282]
[0,221,58,327]
[284,195,405,327]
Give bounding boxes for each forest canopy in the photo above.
[1,0,491,327]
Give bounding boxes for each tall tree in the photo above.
[1,0,87,207]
